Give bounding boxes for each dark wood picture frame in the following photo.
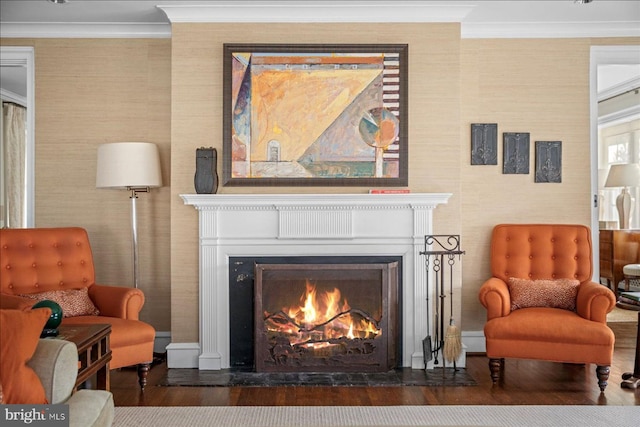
[223,43,409,187]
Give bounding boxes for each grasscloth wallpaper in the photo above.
[2,29,638,347]
[0,38,172,331]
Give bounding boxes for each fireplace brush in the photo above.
[420,235,465,369]
[443,253,462,365]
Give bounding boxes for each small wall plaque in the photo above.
[503,132,530,174]
[535,141,562,183]
[471,123,498,165]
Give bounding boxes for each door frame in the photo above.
[590,45,640,282]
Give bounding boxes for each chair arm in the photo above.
[28,339,78,405]
[576,280,616,323]
[66,390,114,427]
[89,284,144,320]
[0,294,35,311]
[478,277,512,320]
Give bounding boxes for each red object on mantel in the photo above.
[369,189,410,194]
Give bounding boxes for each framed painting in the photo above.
[223,44,408,186]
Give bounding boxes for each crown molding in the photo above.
[157,3,474,23]
[0,22,171,39]
[0,3,637,39]
[598,104,640,128]
[462,21,640,39]
[598,76,640,102]
[0,88,27,107]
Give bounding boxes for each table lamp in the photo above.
[604,163,640,230]
[96,142,162,288]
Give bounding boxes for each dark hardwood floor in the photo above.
[110,327,640,407]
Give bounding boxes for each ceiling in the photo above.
[0,1,639,39]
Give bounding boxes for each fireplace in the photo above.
[229,255,402,370]
[254,262,398,372]
[176,193,458,371]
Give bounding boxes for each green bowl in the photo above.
[33,300,63,337]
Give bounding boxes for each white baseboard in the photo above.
[166,342,200,368]
[462,330,486,353]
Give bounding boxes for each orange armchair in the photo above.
[0,227,155,389]
[478,224,616,392]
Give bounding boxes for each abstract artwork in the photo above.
[222,44,408,186]
[535,141,562,183]
[470,123,497,165]
[503,132,530,174]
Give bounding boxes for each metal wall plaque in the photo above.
[470,123,497,165]
[503,132,530,174]
[195,147,219,194]
[535,141,562,183]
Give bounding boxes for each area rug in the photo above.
[113,405,638,427]
[158,367,476,387]
[607,306,639,323]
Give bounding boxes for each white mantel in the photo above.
[169,193,461,370]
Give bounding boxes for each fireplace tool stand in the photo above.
[420,235,465,371]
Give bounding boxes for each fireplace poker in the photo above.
[434,254,443,366]
[443,253,462,367]
[422,252,433,366]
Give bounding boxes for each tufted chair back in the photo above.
[0,227,96,296]
[490,223,593,284]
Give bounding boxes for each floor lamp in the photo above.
[96,142,162,288]
[604,163,640,230]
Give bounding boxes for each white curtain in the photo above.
[1,102,27,228]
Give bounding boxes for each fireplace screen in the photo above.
[254,262,398,372]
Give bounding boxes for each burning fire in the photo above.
[265,280,380,348]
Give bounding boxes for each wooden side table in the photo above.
[618,292,640,389]
[54,324,112,391]
[599,229,640,297]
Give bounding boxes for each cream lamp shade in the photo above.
[604,163,640,230]
[96,142,162,189]
[604,163,640,189]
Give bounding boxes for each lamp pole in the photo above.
[128,186,149,289]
